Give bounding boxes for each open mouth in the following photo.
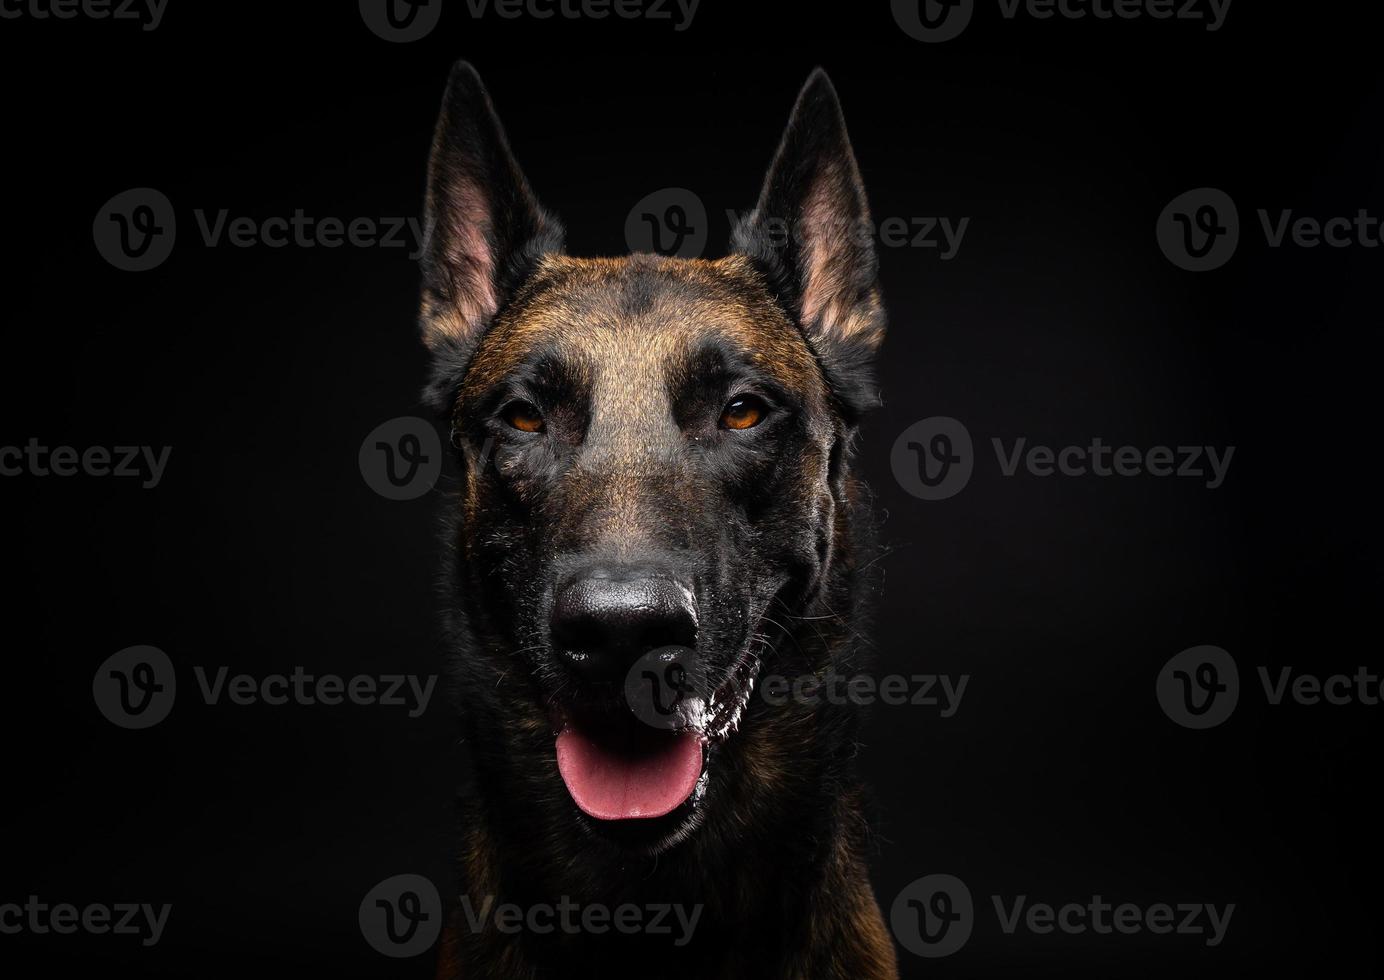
[552,650,760,823]
[556,719,705,821]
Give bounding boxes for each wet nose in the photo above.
[549,566,697,683]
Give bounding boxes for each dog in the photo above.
[419,61,899,979]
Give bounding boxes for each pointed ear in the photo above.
[731,69,884,414]
[419,61,564,359]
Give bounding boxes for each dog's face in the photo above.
[421,64,884,853]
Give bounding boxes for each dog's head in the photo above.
[421,63,884,854]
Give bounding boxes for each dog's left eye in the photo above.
[720,395,768,431]
[501,401,545,433]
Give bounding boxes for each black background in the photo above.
[1,1,1379,976]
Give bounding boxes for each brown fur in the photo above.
[420,63,899,979]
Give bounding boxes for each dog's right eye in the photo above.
[501,401,545,433]
[720,395,769,431]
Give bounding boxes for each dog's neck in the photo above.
[441,781,894,978]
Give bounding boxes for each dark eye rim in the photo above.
[499,399,545,433]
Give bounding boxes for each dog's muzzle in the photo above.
[548,563,707,823]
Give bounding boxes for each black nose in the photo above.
[550,566,697,683]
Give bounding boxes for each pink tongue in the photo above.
[555,727,703,820]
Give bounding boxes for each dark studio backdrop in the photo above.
[1,1,1379,976]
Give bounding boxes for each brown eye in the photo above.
[720,395,768,431]
[502,401,544,433]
